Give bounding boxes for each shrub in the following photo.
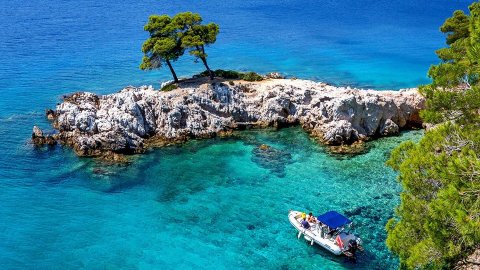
[194,69,263,81]
[160,84,178,92]
[196,70,211,78]
[241,71,263,81]
[214,69,242,79]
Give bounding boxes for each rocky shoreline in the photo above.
[33,78,425,159]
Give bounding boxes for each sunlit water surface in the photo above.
[1,127,422,269]
[0,0,469,268]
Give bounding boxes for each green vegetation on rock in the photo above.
[195,69,263,81]
[160,84,178,92]
[195,69,242,79]
[386,2,480,269]
[242,71,263,81]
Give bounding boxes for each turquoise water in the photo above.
[0,0,470,269]
[1,127,422,269]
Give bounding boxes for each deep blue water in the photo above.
[0,0,471,269]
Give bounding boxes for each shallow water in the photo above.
[0,0,470,269]
[0,127,422,269]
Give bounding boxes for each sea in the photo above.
[0,0,471,269]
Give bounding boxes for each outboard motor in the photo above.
[348,239,358,253]
[356,237,364,252]
[343,239,358,261]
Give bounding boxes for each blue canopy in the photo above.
[317,211,351,229]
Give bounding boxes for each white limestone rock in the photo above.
[49,79,424,156]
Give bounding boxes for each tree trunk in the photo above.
[198,45,214,80]
[200,57,214,80]
[165,59,178,83]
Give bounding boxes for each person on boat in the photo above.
[301,218,310,229]
[326,227,338,238]
[307,212,316,223]
[301,212,306,220]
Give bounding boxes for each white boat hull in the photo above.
[288,210,343,255]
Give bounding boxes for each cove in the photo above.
[1,127,422,269]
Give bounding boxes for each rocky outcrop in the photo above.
[38,78,424,157]
[454,249,480,270]
[31,126,57,145]
[264,72,285,79]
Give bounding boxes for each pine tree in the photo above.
[140,15,184,83]
[386,2,480,269]
[172,12,219,80]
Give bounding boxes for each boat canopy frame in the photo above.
[317,211,351,229]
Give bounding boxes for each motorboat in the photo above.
[288,210,364,258]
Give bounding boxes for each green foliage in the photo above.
[194,69,264,81]
[212,69,242,79]
[171,12,219,79]
[420,86,480,124]
[140,12,220,81]
[440,10,470,45]
[172,12,219,59]
[387,2,480,269]
[160,84,178,92]
[387,124,480,269]
[419,2,480,125]
[242,71,263,81]
[140,14,184,82]
[140,15,184,68]
[469,3,480,73]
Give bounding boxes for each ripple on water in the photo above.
[0,126,423,269]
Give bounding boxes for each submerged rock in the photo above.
[92,167,111,175]
[39,78,424,158]
[251,144,293,177]
[327,141,368,155]
[345,206,369,217]
[259,144,270,150]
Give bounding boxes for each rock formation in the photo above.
[36,78,424,158]
[31,125,57,145]
[251,144,293,177]
[455,249,480,270]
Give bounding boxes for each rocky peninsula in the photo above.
[33,77,425,159]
